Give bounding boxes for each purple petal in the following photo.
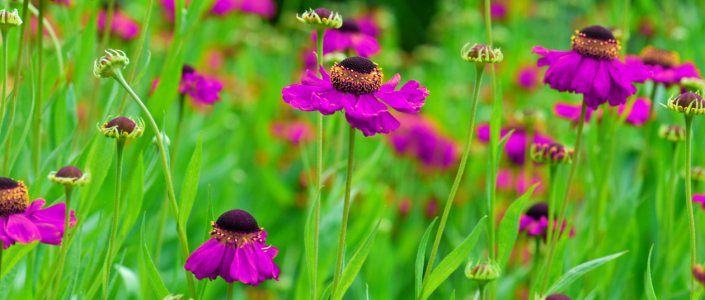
[345,111,400,137]
[184,238,226,281]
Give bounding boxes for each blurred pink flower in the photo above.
[98,9,140,41]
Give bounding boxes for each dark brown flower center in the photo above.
[0,177,29,217]
[674,92,705,109]
[215,209,260,233]
[331,57,383,95]
[56,166,84,179]
[182,64,195,75]
[571,25,620,60]
[640,46,680,68]
[107,117,136,134]
[313,8,332,19]
[526,202,548,220]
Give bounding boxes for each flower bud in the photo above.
[464,262,501,286]
[514,109,546,126]
[461,43,504,64]
[682,77,705,94]
[694,264,705,288]
[297,8,343,29]
[531,143,573,164]
[0,9,22,30]
[692,166,705,182]
[48,166,90,187]
[99,116,144,139]
[663,91,705,115]
[93,49,130,79]
[658,124,686,142]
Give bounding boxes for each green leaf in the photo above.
[304,190,322,299]
[497,184,538,269]
[450,290,455,300]
[0,242,37,279]
[416,217,438,299]
[545,250,629,295]
[178,133,203,227]
[420,216,487,300]
[140,213,170,298]
[645,245,657,300]
[122,151,145,237]
[203,185,215,243]
[331,212,384,300]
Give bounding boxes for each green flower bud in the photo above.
[531,142,573,165]
[682,78,705,94]
[0,9,22,30]
[93,49,129,79]
[658,124,686,143]
[48,166,90,187]
[297,8,343,29]
[461,43,504,64]
[662,91,705,115]
[464,262,500,286]
[99,116,144,139]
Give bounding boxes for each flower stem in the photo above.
[103,139,125,299]
[663,142,679,299]
[0,30,9,151]
[545,164,558,256]
[112,71,197,299]
[227,282,234,300]
[50,186,74,300]
[422,64,485,288]
[330,126,356,298]
[539,101,587,296]
[31,0,43,175]
[479,284,486,300]
[684,114,697,300]
[3,0,30,175]
[310,26,326,300]
[117,0,154,115]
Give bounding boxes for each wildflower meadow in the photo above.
[0,0,704,299]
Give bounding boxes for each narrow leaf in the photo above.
[331,212,384,300]
[421,216,487,300]
[304,190,322,299]
[178,133,203,226]
[140,213,170,298]
[546,250,629,295]
[645,245,657,300]
[416,217,438,299]
[497,184,538,268]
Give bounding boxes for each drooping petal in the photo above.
[184,238,227,281]
[6,214,41,245]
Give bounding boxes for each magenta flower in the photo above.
[477,124,553,165]
[184,209,280,286]
[314,19,381,57]
[533,25,651,109]
[0,178,76,249]
[554,97,652,126]
[489,1,508,20]
[270,120,315,145]
[625,46,702,87]
[98,9,140,41]
[211,0,276,18]
[387,113,459,171]
[694,195,705,211]
[496,169,514,192]
[282,57,429,137]
[621,97,652,126]
[515,65,541,90]
[519,203,574,239]
[152,65,223,105]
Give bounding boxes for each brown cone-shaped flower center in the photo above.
[526,202,549,220]
[546,294,573,300]
[571,25,620,60]
[640,46,680,68]
[466,44,499,60]
[331,57,383,95]
[56,166,84,180]
[0,177,29,217]
[182,64,196,75]
[674,92,705,109]
[313,8,332,19]
[107,117,137,134]
[337,20,360,33]
[216,209,260,233]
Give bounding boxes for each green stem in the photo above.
[663,142,679,299]
[684,114,697,300]
[539,101,587,296]
[227,282,234,300]
[0,240,3,280]
[0,30,8,150]
[621,0,631,54]
[479,284,486,300]
[309,26,325,300]
[330,126,356,298]
[112,71,196,299]
[50,187,73,300]
[117,0,154,115]
[636,85,659,177]
[422,64,485,288]
[31,0,43,175]
[546,164,558,254]
[103,139,125,299]
[3,0,30,175]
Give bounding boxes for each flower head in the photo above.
[663,91,705,115]
[0,177,75,249]
[98,9,140,41]
[100,116,145,139]
[625,46,702,87]
[461,44,503,64]
[211,0,277,18]
[387,113,460,171]
[93,49,129,79]
[531,143,573,165]
[693,264,705,287]
[297,8,342,28]
[554,98,652,126]
[48,166,90,187]
[682,78,705,93]
[659,124,686,142]
[465,262,501,286]
[519,203,574,239]
[545,294,573,300]
[477,124,553,165]
[314,18,381,57]
[534,25,651,109]
[692,167,705,183]
[184,209,280,285]
[270,120,314,145]
[515,65,541,90]
[0,9,22,30]
[282,56,429,136]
